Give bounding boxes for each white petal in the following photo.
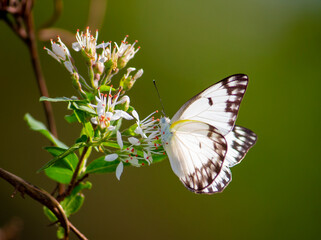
[45,48,61,62]
[133,69,144,80]
[52,43,66,60]
[143,152,152,165]
[116,161,124,180]
[111,111,121,120]
[99,56,107,63]
[72,42,82,51]
[129,158,139,167]
[97,42,110,49]
[64,61,73,73]
[104,153,118,162]
[115,110,133,120]
[91,117,98,124]
[116,95,130,105]
[125,67,136,78]
[105,112,113,119]
[132,110,139,121]
[128,137,140,145]
[117,131,123,149]
[134,127,147,138]
[107,125,116,131]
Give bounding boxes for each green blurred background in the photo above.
[1,0,321,239]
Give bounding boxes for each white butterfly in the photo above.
[159,74,257,194]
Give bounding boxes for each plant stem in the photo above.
[24,4,58,138]
[57,146,89,202]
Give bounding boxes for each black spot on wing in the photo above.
[208,97,213,106]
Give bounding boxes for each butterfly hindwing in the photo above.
[195,166,232,194]
[195,125,257,194]
[164,120,227,192]
[171,74,248,136]
[224,125,257,167]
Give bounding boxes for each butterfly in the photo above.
[159,74,257,194]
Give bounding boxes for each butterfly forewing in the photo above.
[171,74,248,136]
[164,120,227,192]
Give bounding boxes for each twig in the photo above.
[57,147,89,202]
[0,167,70,239]
[69,222,88,240]
[24,0,58,138]
[0,167,88,240]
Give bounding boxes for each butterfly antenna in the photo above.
[153,80,167,117]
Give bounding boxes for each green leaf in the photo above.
[40,96,81,102]
[122,123,138,137]
[77,105,97,115]
[152,153,168,163]
[57,226,65,239]
[61,194,84,217]
[73,108,86,123]
[84,121,94,138]
[72,181,92,194]
[64,113,78,123]
[38,143,85,172]
[60,181,91,217]
[44,147,78,171]
[43,147,79,183]
[76,135,88,144]
[85,156,120,174]
[24,113,68,149]
[43,206,57,222]
[45,167,74,184]
[101,141,121,149]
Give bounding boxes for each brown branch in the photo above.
[0,167,70,239]
[24,1,58,138]
[69,222,88,240]
[0,168,88,240]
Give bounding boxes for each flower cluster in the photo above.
[44,27,165,181]
[104,110,164,180]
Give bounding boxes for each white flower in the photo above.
[115,35,140,68]
[132,110,159,138]
[132,69,144,81]
[143,151,152,165]
[124,67,136,78]
[44,37,75,73]
[104,153,118,162]
[72,27,99,59]
[90,89,133,129]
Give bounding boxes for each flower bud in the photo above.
[115,95,130,111]
[119,69,143,92]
